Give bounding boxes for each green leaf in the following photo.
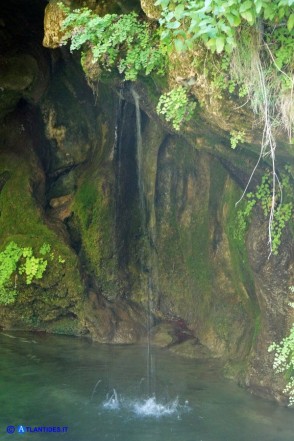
[226,13,241,26]
[174,4,185,20]
[263,5,275,19]
[215,36,225,53]
[206,38,216,51]
[155,0,169,6]
[239,0,253,13]
[194,25,216,38]
[174,38,186,52]
[287,13,294,31]
[185,39,194,50]
[160,29,171,40]
[255,0,263,14]
[240,10,255,24]
[166,20,181,29]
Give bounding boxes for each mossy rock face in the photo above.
[40,316,85,336]
[0,111,84,330]
[0,55,38,91]
[41,59,99,177]
[81,291,146,343]
[243,213,294,402]
[70,165,120,300]
[169,339,213,359]
[61,83,129,302]
[0,53,48,119]
[154,137,256,358]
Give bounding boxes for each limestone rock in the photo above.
[83,292,146,343]
[0,109,84,331]
[43,1,66,49]
[169,339,213,359]
[49,194,74,220]
[140,0,161,19]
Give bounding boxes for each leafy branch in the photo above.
[155,0,294,54]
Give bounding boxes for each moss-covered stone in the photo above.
[71,165,119,299]
[0,54,46,119]
[0,113,84,330]
[169,339,213,359]
[153,140,258,359]
[0,0,292,406]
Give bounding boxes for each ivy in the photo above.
[0,242,63,305]
[156,86,196,130]
[60,6,166,81]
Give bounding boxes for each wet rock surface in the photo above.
[0,0,293,406]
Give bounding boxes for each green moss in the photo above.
[156,140,212,322]
[0,150,83,329]
[71,165,120,299]
[222,176,260,353]
[0,55,38,91]
[223,180,256,298]
[40,317,82,336]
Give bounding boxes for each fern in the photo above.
[60,6,166,81]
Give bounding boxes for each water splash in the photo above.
[90,379,102,401]
[103,389,120,410]
[102,389,190,418]
[132,396,181,418]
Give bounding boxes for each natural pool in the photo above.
[0,332,293,441]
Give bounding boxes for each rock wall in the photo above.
[0,0,293,405]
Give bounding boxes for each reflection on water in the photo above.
[0,332,293,441]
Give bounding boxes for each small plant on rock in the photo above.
[268,286,294,406]
[0,242,63,305]
[156,86,196,130]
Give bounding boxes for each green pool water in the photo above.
[0,332,293,441]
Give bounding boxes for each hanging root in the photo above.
[232,28,293,257]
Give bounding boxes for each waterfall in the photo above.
[111,91,124,282]
[131,88,155,396]
[113,85,129,281]
[132,90,144,214]
[114,90,124,244]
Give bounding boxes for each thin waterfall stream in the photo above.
[113,88,124,272]
[96,89,186,417]
[131,88,154,396]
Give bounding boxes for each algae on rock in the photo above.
[0,117,84,331]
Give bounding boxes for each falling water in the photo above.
[111,94,121,278]
[113,90,123,242]
[131,88,154,396]
[100,88,184,418]
[113,86,127,280]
